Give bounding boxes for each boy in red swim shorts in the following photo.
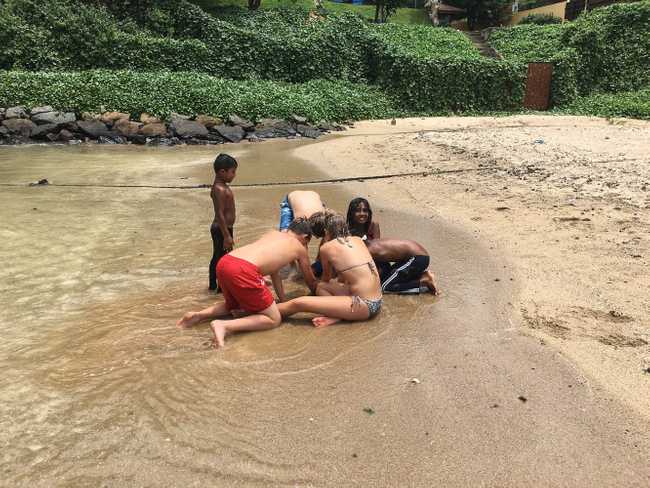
[177,218,317,348]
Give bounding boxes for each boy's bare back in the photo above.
[230,231,308,275]
[366,238,428,262]
[287,191,323,219]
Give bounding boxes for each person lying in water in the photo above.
[365,238,437,295]
[277,213,383,328]
[177,218,317,348]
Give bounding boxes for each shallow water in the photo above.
[2,140,648,487]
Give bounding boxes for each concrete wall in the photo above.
[509,1,567,24]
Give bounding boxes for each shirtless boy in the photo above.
[209,154,237,291]
[177,218,318,348]
[365,238,438,295]
[279,190,325,231]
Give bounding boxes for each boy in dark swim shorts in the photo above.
[177,219,318,349]
[365,238,438,295]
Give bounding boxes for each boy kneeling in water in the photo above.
[177,218,317,348]
[365,238,438,295]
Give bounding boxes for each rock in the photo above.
[0,126,8,136]
[77,120,111,138]
[100,111,130,125]
[291,114,307,124]
[114,118,143,137]
[204,133,225,143]
[245,132,261,142]
[140,123,168,138]
[57,129,74,142]
[195,115,222,129]
[29,179,49,186]
[257,118,291,130]
[98,135,117,144]
[6,106,28,119]
[255,127,289,139]
[30,106,55,116]
[228,114,254,131]
[81,112,100,122]
[170,118,208,138]
[317,120,332,131]
[46,132,59,142]
[68,139,82,145]
[296,124,321,139]
[214,124,245,143]
[31,111,76,126]
[31,123,59,139]
[129,134,146,145]
[140,113,161,124]
[2,118,35,137]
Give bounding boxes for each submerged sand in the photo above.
[0,116,649,486]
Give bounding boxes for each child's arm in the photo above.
[320,249,334,283]
[271,271,287,303]
[297,248,318,294]
[212,186,234,250]
[371,221,381,239]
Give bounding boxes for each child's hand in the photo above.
[223,235,234,250]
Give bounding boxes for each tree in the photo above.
[248,0,261,9]
[374,0,400,23]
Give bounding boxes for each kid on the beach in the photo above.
[347,197,381,240]
[365,238,437,295]
[178,218,318,348]
[279,190,325,231]
[209,154,237,291]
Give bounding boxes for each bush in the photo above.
[0,70,400,122]
[560,87,650,120]
[519,13,562,25]
[562,1,650,93]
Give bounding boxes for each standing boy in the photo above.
[209,154,237,291]
[178,219,318,348]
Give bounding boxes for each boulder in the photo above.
[98,135,117,145]
[296,124,321,139]
[0,126,8,136]
[100,111,129,125]
[291,114,308,124]
[170,113,190,121]
[31,111,76,126]
[5,106,28,119]
[255,127,289,139]
[57,129,74,142]
[31,123,59,139]
[195,115,222,129]
[114,118,143,137]
[214,124,245,143]
[46,132,59,142]
[257,118,292,131]
[2,118,35,137]
[228,114,254,131]
[317,120,333,131]
[140,123,169,137]
[81,112,100,121]
[171,118,208,138]
[30,106,54,116]
[140,113,161,124]
[130,134,146,145]
[77,120,111,138]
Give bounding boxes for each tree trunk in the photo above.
[248,0,261,10]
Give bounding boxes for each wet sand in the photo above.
[1,126,649,486]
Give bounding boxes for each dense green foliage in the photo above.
[489,1,650,109]
[518,13,562,25]
[0,70,400,121]
[564,1,650,93]
[371,24,482,59]
[560,88,650,120]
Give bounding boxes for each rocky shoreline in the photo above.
[0,106,346,146]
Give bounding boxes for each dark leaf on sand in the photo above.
[363,407,375,415]
[518,396,528,403]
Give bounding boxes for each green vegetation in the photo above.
[559,88,650,120]
[371,24,482,59]
[191,0,431,25]
[489,1,650,112]
[518,13,562,25]
[0,70,400,121]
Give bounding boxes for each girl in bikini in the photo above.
[346,197,381,241]
[277,214,383,327]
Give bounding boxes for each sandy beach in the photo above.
[297,115,650,420]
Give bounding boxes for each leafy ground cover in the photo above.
[558,88,650,120]
[371,24,482,59]
[0,70,401,121]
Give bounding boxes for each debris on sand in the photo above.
[518,396,528,403]
[29,178,49,186]
[363,407,375,415]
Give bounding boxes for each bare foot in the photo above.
[420,270,439,296]
[210,320,228,349]
[312,316,341,328]
[176,311,202,328]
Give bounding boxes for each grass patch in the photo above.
[558,88,650,120]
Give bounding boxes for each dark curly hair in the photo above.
[346,197,373,238]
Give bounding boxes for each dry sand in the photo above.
[297,115,650,421]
